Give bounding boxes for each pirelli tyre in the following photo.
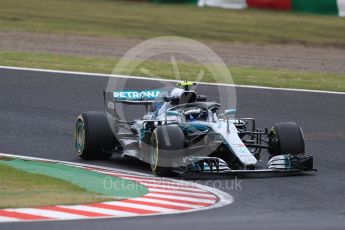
[74,111,115,160]
[268,122,305,157]
[149,125,185,177]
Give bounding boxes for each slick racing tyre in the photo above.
[75,111,116,160]
[268,122,305,157]
[150,126,185,177]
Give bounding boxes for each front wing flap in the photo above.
[181,154,315,174]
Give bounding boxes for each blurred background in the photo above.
[0,0,344,91]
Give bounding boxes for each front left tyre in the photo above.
[74,111,115,160]
[149,125,185,177]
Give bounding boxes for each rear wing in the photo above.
[103,90,162,117]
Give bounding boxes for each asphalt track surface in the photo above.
[0,68,345,230]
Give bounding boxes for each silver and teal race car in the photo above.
[74,81,314,176]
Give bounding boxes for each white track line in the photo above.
[0,217,20,222]
[102,201,176,213]
[144,193,215,203]
[1,65,345,95]
[5,208,84,220]
[131,197,202,208]
[62,205,135,216]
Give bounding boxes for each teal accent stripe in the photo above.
[180,123,209,132]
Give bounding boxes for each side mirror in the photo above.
[183,108,201,116]
[165,111,181,117]
[222,109,236,133]
[165,111,182,124]
[224,109,236,115]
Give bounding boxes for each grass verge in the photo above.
[0,0,344,47]
[1,51,345,92]
[0,163,111,209]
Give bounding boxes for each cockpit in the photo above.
[153,82,220,122]
[166,102,221,123]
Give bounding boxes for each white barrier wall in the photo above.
[338,0,345,16]
[198,0,247,9]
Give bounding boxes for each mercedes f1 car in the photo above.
[74,81,314,176]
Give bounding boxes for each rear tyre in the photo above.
[150,126,185,177]
[268,122,305,157]
[74,111,115,160]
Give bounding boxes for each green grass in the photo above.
[0,0,344,47]
[1,51,344,92]
[0,162,111,208]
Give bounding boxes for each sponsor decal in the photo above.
[232,143,250,156]
[239,148,247,154]
[113,90,160,100]
[107,102,115,109]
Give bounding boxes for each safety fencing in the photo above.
[151,0,345,16]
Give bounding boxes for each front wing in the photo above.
[181,154,314,174]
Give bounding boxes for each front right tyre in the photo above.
[268,122,305,157]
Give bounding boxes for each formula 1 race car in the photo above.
[74,81,314,176]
